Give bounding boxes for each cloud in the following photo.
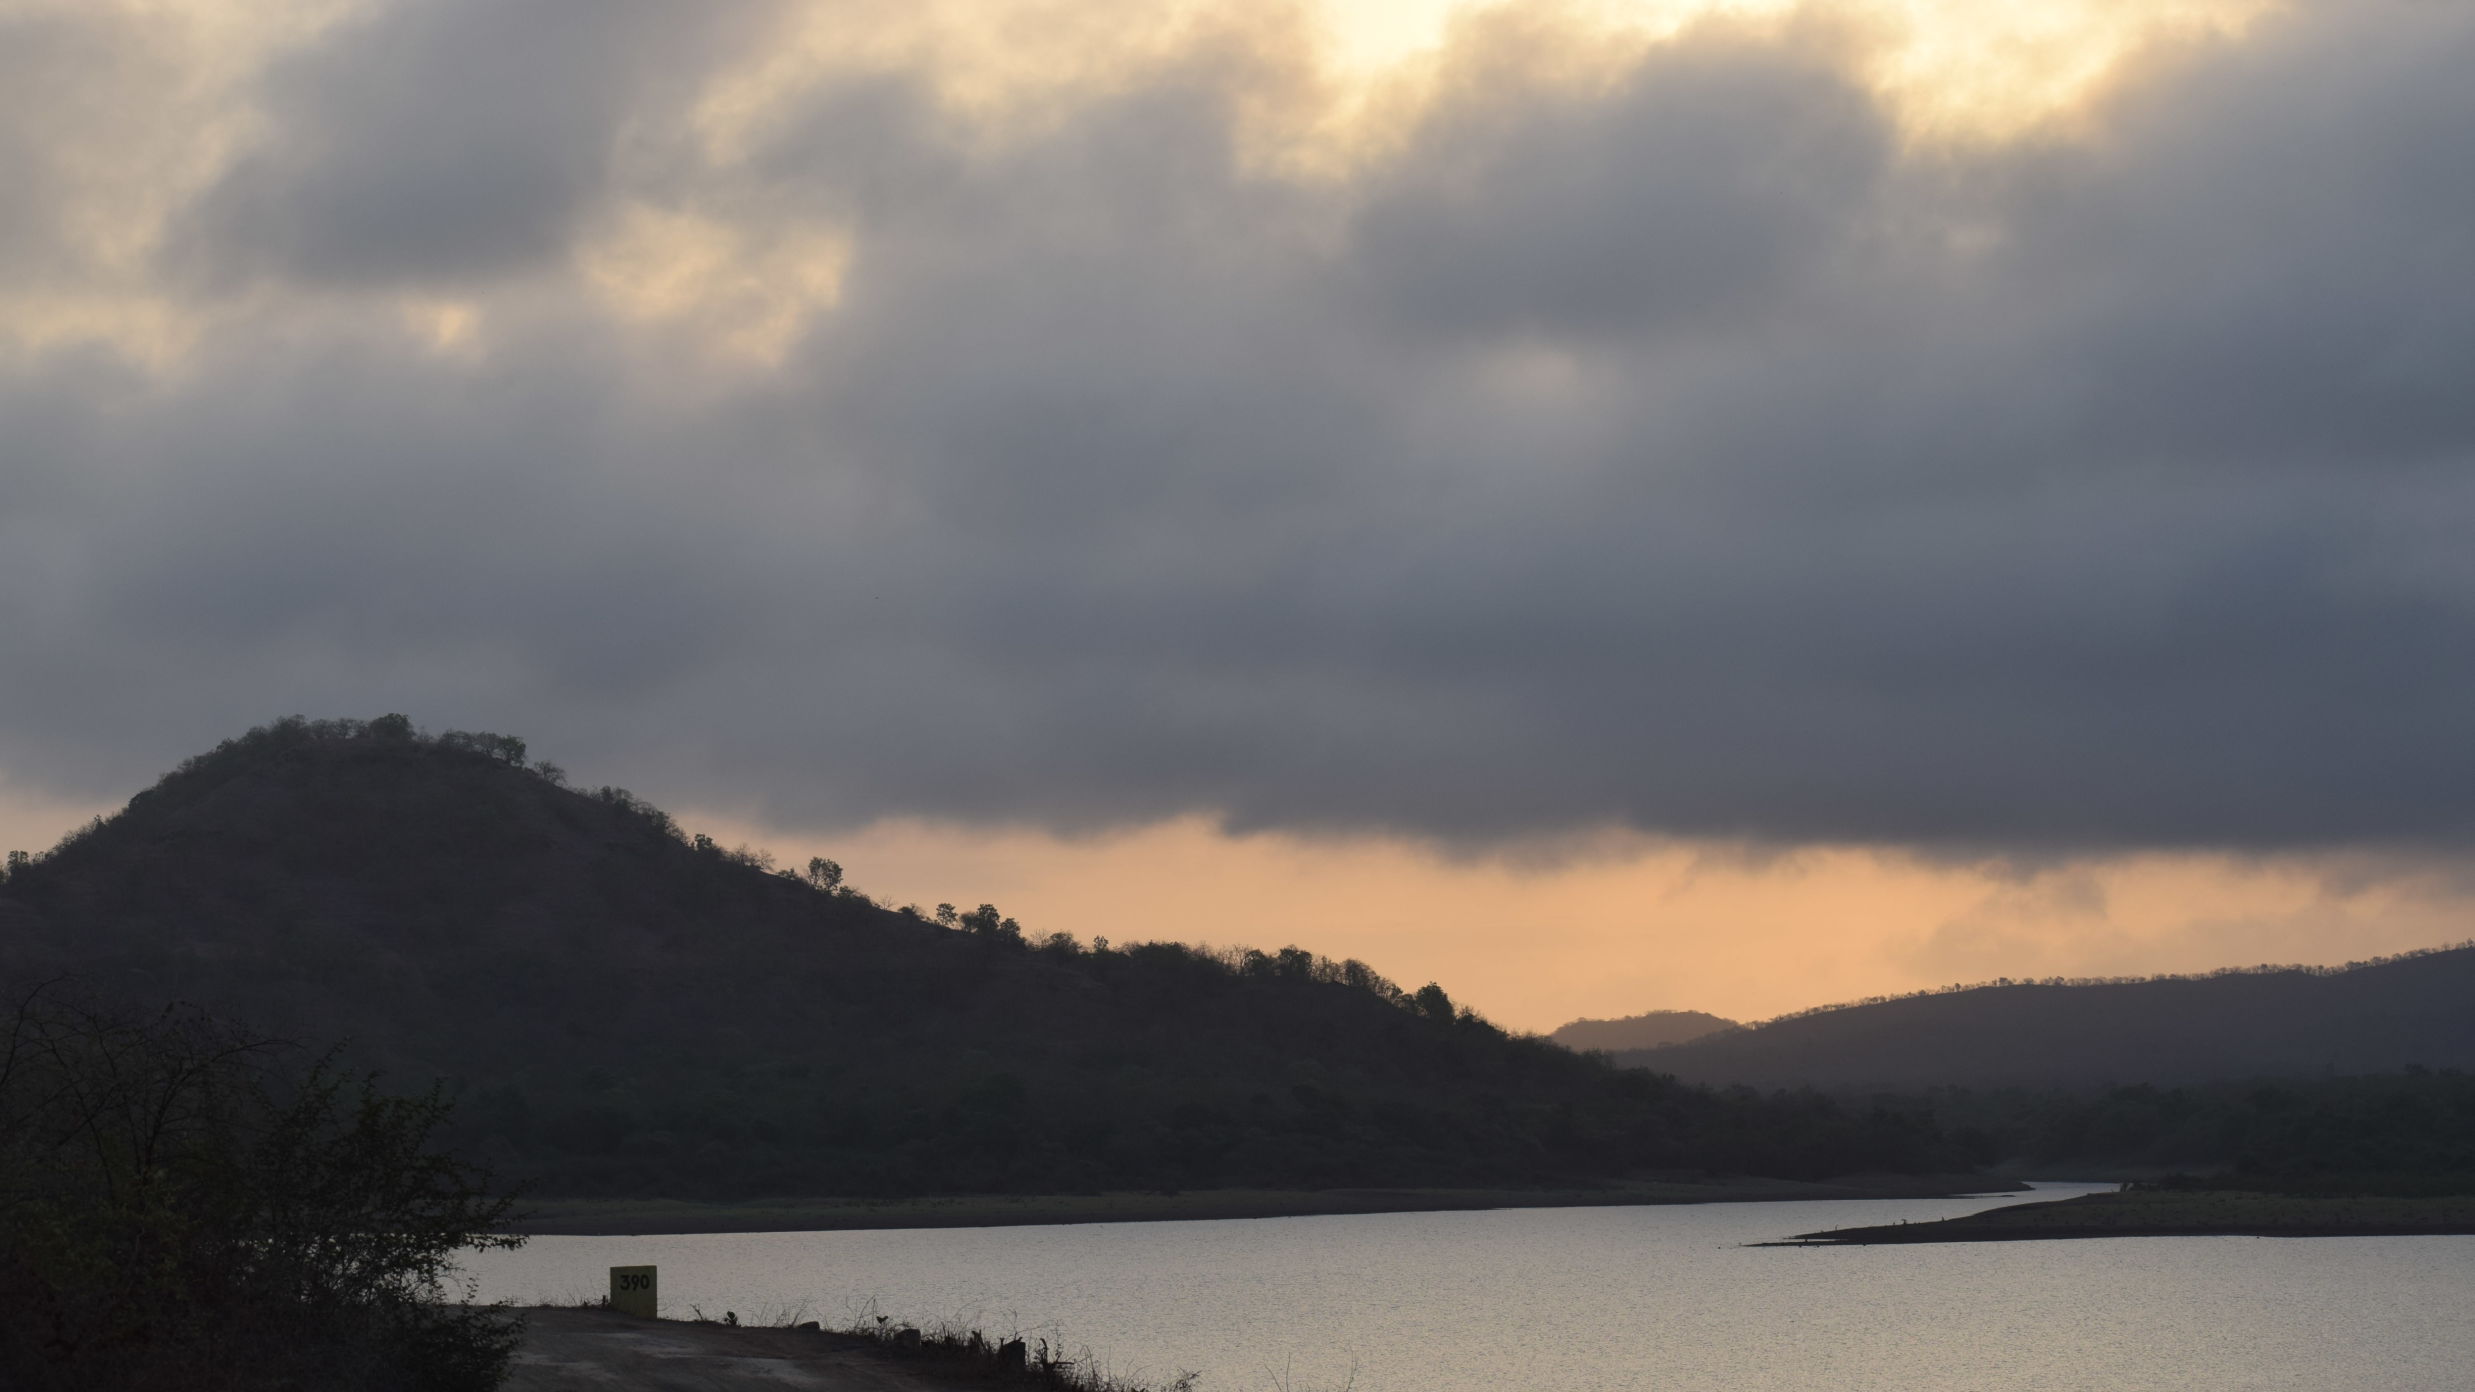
[172,0,767,290]
[3,0,2473,856]
[1349,25,1888,342]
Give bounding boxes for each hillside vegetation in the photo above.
[1617,948,2475,1091]
[1919,1070,2475,1183]
[1550,1010,1739,1053]
[0,991,518,1391]
[0,717,1981,1199]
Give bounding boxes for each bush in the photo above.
[0,988,524,1391]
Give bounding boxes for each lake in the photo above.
[464,1183,2475,1391]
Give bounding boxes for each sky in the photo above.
[3,0,2472,1031]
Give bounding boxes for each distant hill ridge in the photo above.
[0,716,1979,1198]
[1759,946,2475,1026]
[1616,944,2475,1091]
[1550,1010,1740,1053]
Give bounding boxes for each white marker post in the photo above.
[609,1265,658,1319]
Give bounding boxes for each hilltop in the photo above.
[1616,949,2475,1091]
[0,717,1981,1199]
[1550,1010,1739,1053]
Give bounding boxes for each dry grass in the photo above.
[827,1306,1198,1392]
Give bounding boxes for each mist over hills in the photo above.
[0,717,1977,1199]
[1616,950,2475,1092]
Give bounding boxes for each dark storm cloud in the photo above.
[1350,33,1888,341]
[5,0,2475,853]
[175,0,767,289]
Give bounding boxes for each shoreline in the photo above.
[1780,1189,2475,1245]
[506,1305,1065,1391]
[507,1173,2023,1236]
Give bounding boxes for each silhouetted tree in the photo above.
[0,716,1991,1201]
[958,904,1020,939]
[0,988,522,1392]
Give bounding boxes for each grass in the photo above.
[830,1306,1360,1392]
[678,1296,1210,1392]
[519,1297,1215,1391]
[543,1291,1206,1391]
[831,1309,1200,1392]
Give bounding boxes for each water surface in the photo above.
[466,1184,2475,1391]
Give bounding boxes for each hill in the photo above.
[0,717,1979,1199]
[1928,1069,2475,1179]
[1616,949,2475,1091]
[1550,1010,1739,1053]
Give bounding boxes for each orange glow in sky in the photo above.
[0,774,2455,1036]
[6,0,2452,1042]
[646,810,2464,1035]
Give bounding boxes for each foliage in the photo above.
[0,988,523,1392]
[1548,1010,1739,1053]
[1751,944,2475,1028]
[1617,944,2475,1090]
[1899,1068,2475,1184]
[0,717,1985,1201]
[835,1308,1198,1392]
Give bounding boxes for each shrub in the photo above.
[0,988,524,1391]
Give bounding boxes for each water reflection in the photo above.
[466,1184,2475,1391]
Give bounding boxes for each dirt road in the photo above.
[505,1308,963,1391]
